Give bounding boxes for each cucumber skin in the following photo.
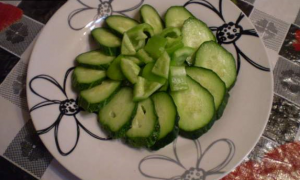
[91,28,120,56]
[227,79,237,91]
[126,120,160,148]
[179,113,216,139]
[78,86,121,113]
[76,62,110,70]
[99,44,120,56]
[150,124,178,150]
[150,92,179,150]
[101,104,138,138]
[217,92,229,119]
[151,110,179,150]
[106,15,139,35]
[126,98,160,148]
[140,4,164,34]
[72,72,105,91]
[75,50,113,70]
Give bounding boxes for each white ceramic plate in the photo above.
[27,0,273,179]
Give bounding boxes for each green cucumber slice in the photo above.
[99,87,136,138]
[79,80,121,112]
[151,92,178,150]
[106,15,138,35]
[171,46,195,66]
[141,62,166,84]
[165,6,194,28]
[72,67,106,91]
[169,66,189,91]
[194,41,237,89]
[182,18,216,49]
[140,4,164,34]
[170,76,216,139]
[133,77,163,101]
[76,50,115,70]
[120,58,141,84]
[92,28,121,56]
[126,98,159,147]
[107,56,125,81]
[152,52,170,79]
[186,67,228,118]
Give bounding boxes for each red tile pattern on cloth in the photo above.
[292,30,300,51]
[222,142,300,180]
[0,2,23,32]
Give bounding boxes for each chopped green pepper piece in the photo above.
[127,23,154,50]
[133,77,163,101]
[171,47,195,66]
[159,81,169,91]
[152,52,170,79]
[121,33,136,55]
[142,63,166,84]
[107,55,125,80]
[136,49,154,64]
[165,37,184,55]
[120,58,141,84]
[144,35,168,59]
[160,27,181,38]
[122,55,143,66]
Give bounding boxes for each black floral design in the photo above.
[68,0,144,31]
[5,23,28,44]
[29,67,111,156]
[20,133,47,161]
[139,139,235,180]
[184,0,270,74]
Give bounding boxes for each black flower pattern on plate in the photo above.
[5,23,28,44]
[139,139,235,180]
[29,67,111,156]
[68,0,144,31]
[184,0,270,74]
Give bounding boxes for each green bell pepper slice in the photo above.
[144,35,168,59]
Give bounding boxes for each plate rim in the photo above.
[26,0,274,179]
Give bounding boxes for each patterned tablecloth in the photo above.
[0,0,300,180]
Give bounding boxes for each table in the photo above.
[0,0,299,179]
